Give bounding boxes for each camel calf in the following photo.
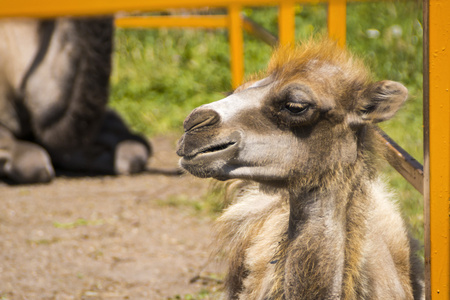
[177,40,424,299]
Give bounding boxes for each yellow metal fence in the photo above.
[1,1,448,298]
[113,0,346,89]
[424,1,450,299]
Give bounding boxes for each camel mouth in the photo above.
[178,131,242,179]
[198,141,236,155]
[183,141,237,160]
[179,138,239,179]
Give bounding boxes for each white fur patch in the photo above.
[217,183,288,299]
[248,76,272,89]
[203,78,274,122]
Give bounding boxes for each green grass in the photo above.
[110,1,424,242]
[110,28,231,136]
[53,218,105,229]
[156,181,228,218]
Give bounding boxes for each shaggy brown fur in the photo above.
[178,39,423,299]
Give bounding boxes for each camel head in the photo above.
[177,41,407,186]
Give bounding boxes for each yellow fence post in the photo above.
[327,0,346,47]
[424,0,450,299]
[228,4,244,89]
[278,0,296,45]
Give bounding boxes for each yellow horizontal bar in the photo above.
[0,0,365,18]
[116,16,228,28]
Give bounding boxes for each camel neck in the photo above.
[280,167,370,299]
[286,158,370,236]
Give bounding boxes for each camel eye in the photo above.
[284,102,310,115]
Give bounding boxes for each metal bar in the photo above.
[115,15,228,28]
[228,4,244,89]
[374,128,424,195]
[115,14,279,47]
[242,15,278,46]
[0,0,326,18]
[0,0,378,19]
[425,0,450,299]
[422,0,431,298]
[278,0,296,45]
[327,0,346,47]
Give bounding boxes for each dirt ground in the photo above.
[0,135,224,300]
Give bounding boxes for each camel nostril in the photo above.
[183,108,221,132]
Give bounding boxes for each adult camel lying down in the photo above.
[177,40,424,299]
[0,18,151,184]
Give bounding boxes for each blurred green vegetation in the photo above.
[110,1,423,245]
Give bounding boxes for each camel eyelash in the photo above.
[284,102,311,114]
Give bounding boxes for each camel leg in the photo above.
[114,139,149,175]
[0,126,54,184]
[50,109,151,175]
[102,109,152,175]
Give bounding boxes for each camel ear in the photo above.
[357,80,408,123]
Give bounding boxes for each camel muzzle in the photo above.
[183,108,221,132]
